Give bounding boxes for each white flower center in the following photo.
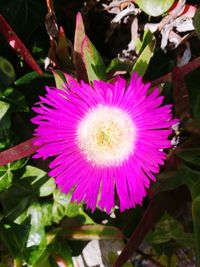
[77,105,136,166]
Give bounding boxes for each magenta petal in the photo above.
[31,72,177,213]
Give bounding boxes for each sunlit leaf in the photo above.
[81,36,107,82]
[52,70,67,90]
[0,170,13,192]
[73,12,88,82]
[135,0,175,17]
[0,87,29,112]
[39,178,55,197]
[57,27,73,69]
[131,37,156,76]
[0,57,16,87]
[0,101,10,120]
[59,224,123,240]
[52,190,81,223]
[106,58,132,74]
[0,165,49,220]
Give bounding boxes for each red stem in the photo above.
[0,15,43,75]
[0,138,37,166]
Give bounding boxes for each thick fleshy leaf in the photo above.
[131,36,156,76]
[136,0,175,17]
[59,224,123,240]
[0,15,43,75]
[52,70,67,90]
[0,57,16,87]
[106,58,132,74]
[57,27,73,69]
[81,36,107,82]
[73,12,88,82]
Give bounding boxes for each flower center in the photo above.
[77,105,136,166]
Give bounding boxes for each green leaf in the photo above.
[0,112,11,150]
[193,8,200,39]
[0,0,45,41]
[0,157,29,172]
[52,190,81,223]
[21,165,46,179]
[131,37,156,76]
[0,87,29,112]
[39,178,56,197]
[81,36,107,82]
[136,0,175,17]
[24,247,49,266]
[73,12,88,82]
[176,148,200,166]
[106,58,132,74]
[51,241,73,267]
[146,213,195,248]
[0,165,49,220]
[57,27,73,69]
[0,57,16,87]
[52,70,67,90]
[155,165,200,198]
[0,101,10,120]
[139,30,154,53]
[192,196,200,266]
[0,170,13,192]
[9,157,29,170]
[0,218,31,257]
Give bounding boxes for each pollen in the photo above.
[77,106,136,166]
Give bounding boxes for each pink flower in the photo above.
[32,73,177,213]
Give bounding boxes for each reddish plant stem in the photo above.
[151,56,200,86]
[151,72,172,86]
[0,15,43,75]
[0,138,36,166]
[172,67,190,119]
[113,187,191,267]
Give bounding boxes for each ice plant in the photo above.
[32,73,177,213]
